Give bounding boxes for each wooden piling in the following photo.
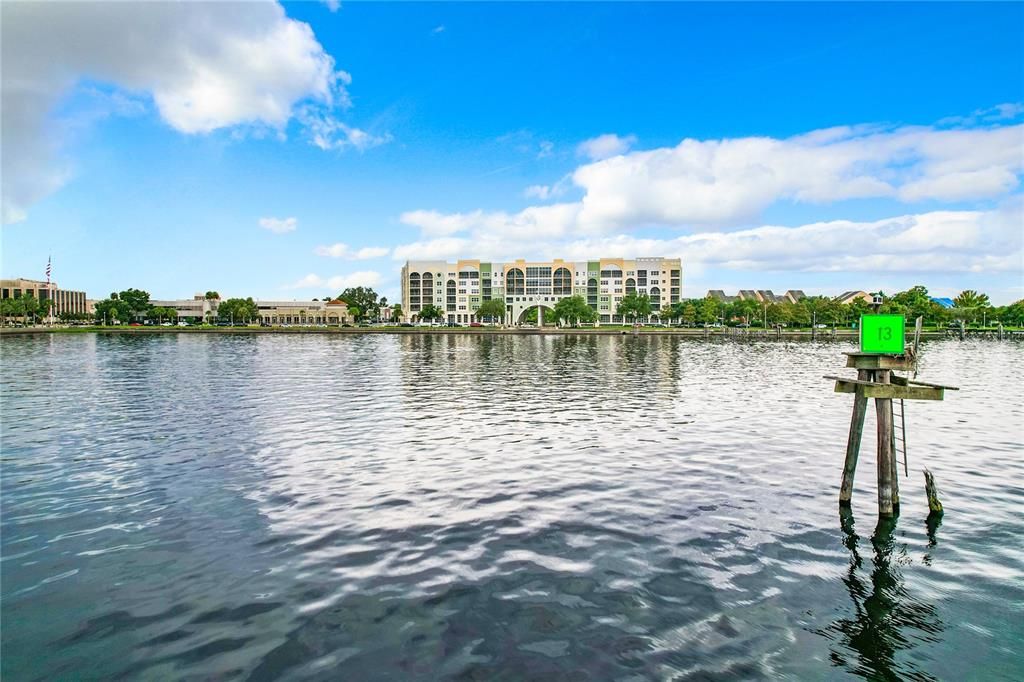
[839,369,870,506]
[875,369,896,517]
[924,469,943,515]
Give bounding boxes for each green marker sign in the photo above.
[860,314,905,354]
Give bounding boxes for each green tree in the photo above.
[390,303,404,322]
[115,288,152,321]
[93,296,131,324]
[617,293,652,323]
[885,285,947,326]
[148,306,178,323]
[218,297,259,323]
[418,304,443,322]
[953,289,990,309]
[552,295,597,327]
[729,298,760,326]
[952,289,991,325]
[34,298,53,323]
[695,297,718,325]
[662,301,683,324]
[997,299,1024,326]
[337,287,381,320]
[476,298,507,323]
[682,301,697,326]
[205,291,220,300]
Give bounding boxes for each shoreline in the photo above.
[0,326,1004,340]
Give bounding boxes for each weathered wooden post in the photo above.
[839,368,870,505]
[828,314,957,518]
[924,469,943,515]
[875,367,896,515]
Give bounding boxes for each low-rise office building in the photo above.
[151,295,351,324]
[401,257,682,324]
[0,278,89,316]
[256,299,350,325]
[151,295,219,320]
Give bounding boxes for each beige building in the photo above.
[1,278,88,316]
[255,299,351,325]
[834,290,874,305]
[151,295,219,320]
[401,257,682,324]
[151,295,352,325]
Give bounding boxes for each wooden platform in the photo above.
[844,352,915,371]
[825,374,958,401]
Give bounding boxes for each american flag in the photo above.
[46,256,51,284]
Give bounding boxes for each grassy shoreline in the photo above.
[0,325,1000,339]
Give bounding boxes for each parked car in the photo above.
[400,323,414,327]
[469,322,483,327]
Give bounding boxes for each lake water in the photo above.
[2,333,1022,680]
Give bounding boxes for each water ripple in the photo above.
[2,334,1022,680]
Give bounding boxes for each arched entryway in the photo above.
[517,304,556,326]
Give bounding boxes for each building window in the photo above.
[506,268,525,295]
[553,267,572,295]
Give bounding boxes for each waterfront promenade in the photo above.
[0,325,1002,341]
[0,323,966,339]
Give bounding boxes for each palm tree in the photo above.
[953,290,991,324]
[953,290,990,309]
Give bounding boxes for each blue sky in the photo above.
[2,1,1022,303]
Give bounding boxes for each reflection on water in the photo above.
[1,334,1022,680]
[824,510,944,680]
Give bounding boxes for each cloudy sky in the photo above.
[2,2,1022,303]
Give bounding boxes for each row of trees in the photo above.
[1,295,53,325]
[667,287,1024,328]
[404,286,1024,329]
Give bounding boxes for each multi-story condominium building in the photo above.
[0,278,89,316]
[401,258,682,324]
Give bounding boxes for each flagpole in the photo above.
[46,256,53,326]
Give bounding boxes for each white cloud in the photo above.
[321,0,341,12]
[433,25,446,34]
[537,140,554,159]
[259,216,298,233]
[399,209,485,237]
[524,185,553,200]
[523,175,572,201]
[402,117,1024,238]
[576,133,637,161]
[313,243,390,259]
[938,102,1024,127]
[298,107,392,151]
[392,202,1023,277]
[570,123,1023,230]
[392,237,471,262]
[402,203,582,241]
[1,1,379,224]
[284,271,383,291]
